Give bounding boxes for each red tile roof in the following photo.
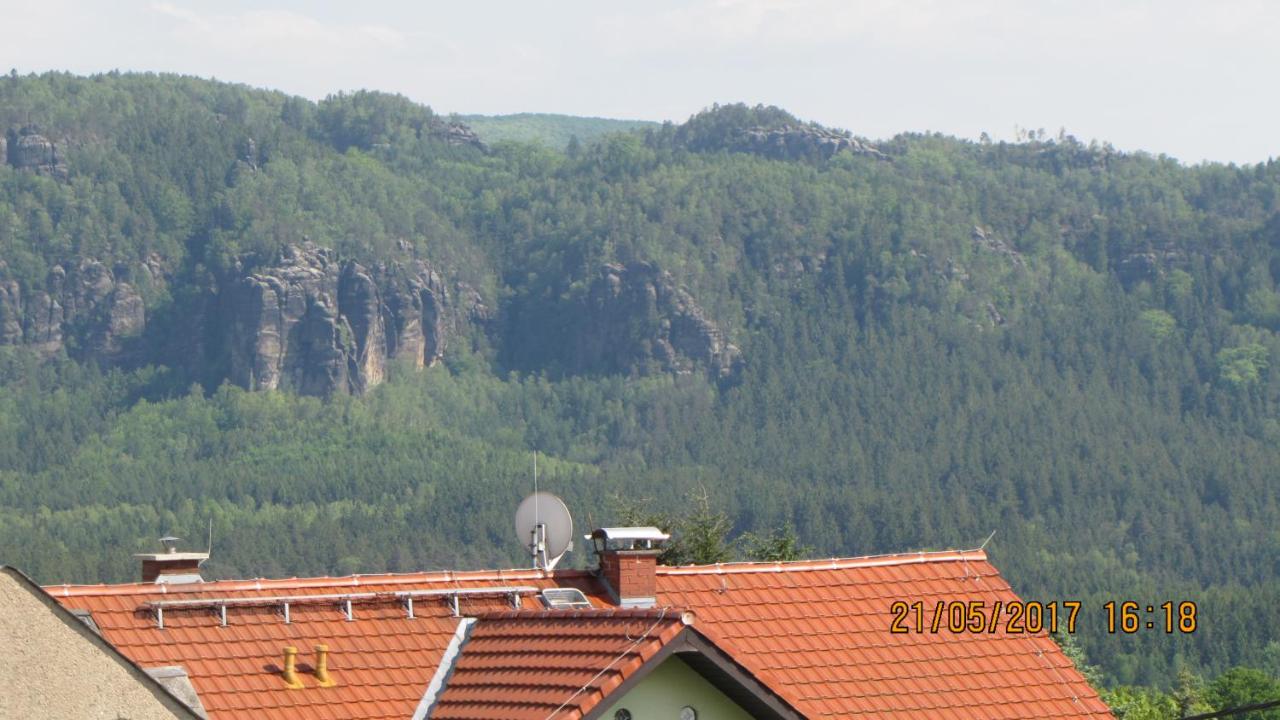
[430,608,690,720]
[45,549,1113,719]
[655,551,1113,718]
[46,570,585,720]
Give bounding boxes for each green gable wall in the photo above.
[600,655,754,720]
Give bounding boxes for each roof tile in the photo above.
[430,609,689,719]
[45,550,1112,719]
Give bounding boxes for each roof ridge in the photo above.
[656,548,986,575]
[46,567,596,597]
[472,607,692,622]
[44,549,985,597]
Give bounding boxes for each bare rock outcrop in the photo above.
[0,259,147,360]
[6,126,69,178]
[89,283,145,357]
[972,226,1024,266]
[224,242,456,396]
[23,291,64,356]
[0,279,22,345]
[573,262,741,380]
[433,121,486,151]
[732,126,888,162]
[1114,249,1187,289]
[0,241,471,397]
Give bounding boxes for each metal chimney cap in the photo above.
[588,527,670,553]
[132,551,209,561]
[590,527,670,542]
[135,536,208,562]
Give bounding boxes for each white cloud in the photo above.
[149,3,409,59]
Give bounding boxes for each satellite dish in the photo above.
[514,492,573,571]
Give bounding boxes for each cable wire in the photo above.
[1180,698,1280,719]
[543,608,669,720]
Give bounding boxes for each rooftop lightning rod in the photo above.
[534,451,539,568]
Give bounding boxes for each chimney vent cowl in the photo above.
[282,647,304,690]
[134,536,209,584]
[314,644,336,688]
[589,527,669,608]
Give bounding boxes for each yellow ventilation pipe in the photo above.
[282,646,305,689]
[314,644,337,688]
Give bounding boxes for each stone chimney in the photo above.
[134,536,209,584]
[589,527,669,608]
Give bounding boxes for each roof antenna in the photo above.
[206,517,214,555]
[514,450,574,572]
[979,529,996,551]
[533,450,539,563]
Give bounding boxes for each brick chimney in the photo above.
[135,536,209,584]
[590,527,669,608]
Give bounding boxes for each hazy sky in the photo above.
[2,0,1276,164]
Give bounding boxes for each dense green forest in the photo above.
[1,72,1279,699]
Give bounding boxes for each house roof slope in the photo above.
[43,550,1114,719]
[428,608,688,720]
[45,569,592,720]
[653,550,1114,719]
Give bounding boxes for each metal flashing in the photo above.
[539,587,593,609]
[412,617,475,720]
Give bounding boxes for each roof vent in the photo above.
[540,588,592,609]
[134,536,209,584]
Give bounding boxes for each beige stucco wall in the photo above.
[601,655,755,720]
[0,571,192,719]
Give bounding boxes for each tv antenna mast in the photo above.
[514,453,573,571]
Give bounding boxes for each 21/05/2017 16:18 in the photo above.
[888,599,1198,635]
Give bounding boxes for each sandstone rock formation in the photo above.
[0,243,735,395]
[223,242,454,395]
[0,240,478,396]
[6,126,68,177]
[572,262,741,380]
[732,125,888,162]
[433,121,486,151]
[0,259,146,360]
[0,279,22,345]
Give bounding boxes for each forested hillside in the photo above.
[1,72,1279,692]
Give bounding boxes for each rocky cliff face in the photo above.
[0,243,461,396]
[433,121,486,151]
[223,242,456,395]
[6,126,69,177]
[0,244,736,394]
[1115,249,1186,289]
[732,125,887,162]
[572,262,741,380]
[0,259,147,360]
